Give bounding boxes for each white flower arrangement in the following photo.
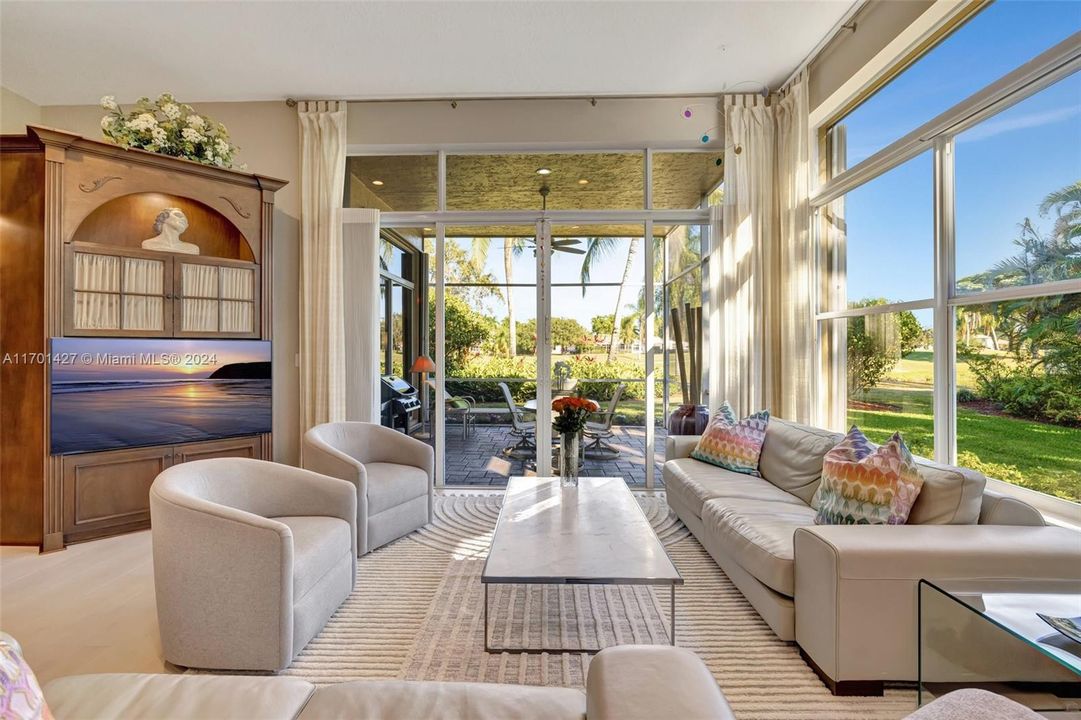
[99,92,241,169]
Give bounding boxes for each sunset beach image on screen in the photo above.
[50,338,271,455]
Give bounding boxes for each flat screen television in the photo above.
[50,338,271,455]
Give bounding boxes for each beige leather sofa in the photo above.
[664,417,1081,695]
[303,421,434,555]
[150,458,357,672]
[43,645,736,720]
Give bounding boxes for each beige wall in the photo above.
[39,102,302,465]
[348,96,724,149]
[808,0,936,117]
[1,87,42,134]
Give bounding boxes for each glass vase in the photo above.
[559,431,580,486]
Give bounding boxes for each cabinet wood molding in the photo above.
[1,126,285,550]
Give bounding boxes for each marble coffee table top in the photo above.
[482,476,683,585]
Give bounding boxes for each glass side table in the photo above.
[919,579,1081,714]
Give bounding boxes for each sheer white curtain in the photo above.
[713,94,775,419]
[343,210,380,424]
[711,73,814,422]
[772,73,814,423]
[299,100,348,432]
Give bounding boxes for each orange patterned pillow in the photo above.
[813,426,924,525]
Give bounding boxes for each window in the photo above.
[829,0,1080,172]
[815,2,1081,506]
[377,231,424,378]
[651,152,724,209]
[954,73,1081,294]
[955,294,1080,501]
[830,310,935,458]
[820,152,934,311]
[661,225,708,432]
[345,155,438,211]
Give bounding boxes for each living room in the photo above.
[1,1,1079,718]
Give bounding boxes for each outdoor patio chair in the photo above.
[498,381,536,459]
[427,380,477,439]
[584,382,625,459]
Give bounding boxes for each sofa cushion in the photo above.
[702,498,818,597]
[664,458,806,520]
[44,674,315,720]
[907,457,986,525]
[275,516,352,601]
[758,419,843,504]
[364,462,429,515]
[691,402,770,477]
[297,679,586,720]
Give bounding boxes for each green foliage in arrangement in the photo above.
[99,93,242,169]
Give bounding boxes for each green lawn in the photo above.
[853,355,1081,500]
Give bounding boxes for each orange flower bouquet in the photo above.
[552,396,599,435]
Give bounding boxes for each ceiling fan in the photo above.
[527,185,585,255]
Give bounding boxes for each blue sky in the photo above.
[842,0,1081,313]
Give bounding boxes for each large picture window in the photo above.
[815,3,1081,507]
[827,0,1080,172]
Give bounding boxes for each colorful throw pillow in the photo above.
[813,426,924,525]
[0,633,53,720]
[691,402,770,476]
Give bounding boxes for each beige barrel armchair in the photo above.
[303,421,434,556]
[149,458,357,672]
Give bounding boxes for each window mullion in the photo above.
[932,136,956,464]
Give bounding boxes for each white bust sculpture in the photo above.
[142,208,199,255]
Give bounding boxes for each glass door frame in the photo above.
[408,213,672,489]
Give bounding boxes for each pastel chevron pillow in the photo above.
[0,634,52,720]
[813,426,924,525]
[691,402,770,476]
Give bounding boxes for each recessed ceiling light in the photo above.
[536,168,552,175]
[578,178,589,185]
[423,227,432,232]
[371,179,384,186]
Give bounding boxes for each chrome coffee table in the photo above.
[482,476,683,654]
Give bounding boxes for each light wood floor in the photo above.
[0,530,170,683]
[0,489,499,685]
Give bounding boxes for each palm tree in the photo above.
[1039,180,1081,242]
[468,237,526,356]
[581,236,639,361]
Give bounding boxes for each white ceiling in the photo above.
[1,1,854,106]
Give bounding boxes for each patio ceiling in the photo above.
[346,151,722,232]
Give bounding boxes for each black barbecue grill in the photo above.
[380,374,420,433]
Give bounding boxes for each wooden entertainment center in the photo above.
[0,126,286,551]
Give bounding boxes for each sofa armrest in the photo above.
[586,645,734,720]
[793,524,1081,683]
[665,435,701,461]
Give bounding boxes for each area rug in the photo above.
[283,492,917,720]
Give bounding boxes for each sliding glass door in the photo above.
[438,224,543,483]
[425,218,659,488]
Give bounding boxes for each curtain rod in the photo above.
[778,0,865,90]
[285,90,770,108]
